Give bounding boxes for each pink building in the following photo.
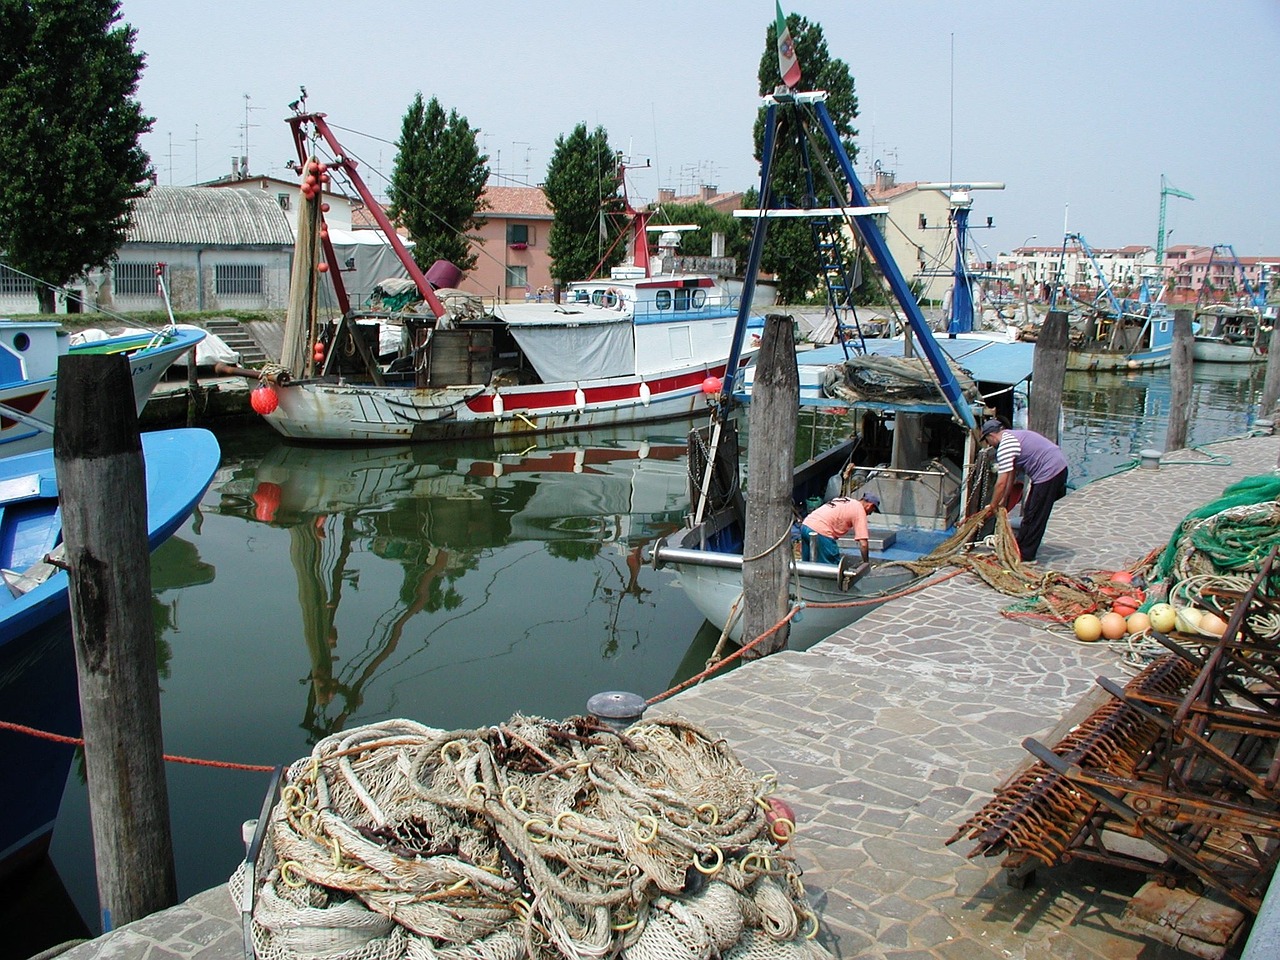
[460,185,555,302]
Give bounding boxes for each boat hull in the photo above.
[0,328,204,457]
[1192,337,1267,364]
[0,428,221,648]
[1065,345,1171,372]
[263,359,753,444]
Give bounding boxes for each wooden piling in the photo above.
[1029,311,1069,442]
[741,314,798,658]
[1165,308,1194,452]
[54,353,177,931]
[1260,322,1280,421]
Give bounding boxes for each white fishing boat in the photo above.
[1193,304,1271,364]
[253,110,763,444]
[0,321,204,456]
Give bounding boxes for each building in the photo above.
[460,185,554,302]
[861,173,958,303]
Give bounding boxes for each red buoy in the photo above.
[701,376,722,395]
[317,262,329,273]
[764,796,796,845]
[252,481,282,523]
[250,385,279,415]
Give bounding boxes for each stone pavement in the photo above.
[45,433,1280,959]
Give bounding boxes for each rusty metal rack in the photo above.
[949,548,1280,915]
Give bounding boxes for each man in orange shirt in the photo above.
[799,492,880,563]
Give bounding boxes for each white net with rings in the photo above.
[231,715,833,959]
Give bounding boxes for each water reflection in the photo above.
[208,430,695,742]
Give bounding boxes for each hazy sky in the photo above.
[118,0,1279,259]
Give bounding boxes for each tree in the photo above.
[750,12,860,303]
[387,93,489,275]
[0,0,153,313]
[543,124,625,285]
[648,202,749,267]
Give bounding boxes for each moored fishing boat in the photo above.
[650,77,1023,648]
[0,427,221,647]
[0,320,204,456]
[252,110,763,444]
[1193,304,1270,363]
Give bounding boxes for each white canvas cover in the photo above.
[496,307,636,383]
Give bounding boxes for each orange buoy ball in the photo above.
[1073,614,1103,642]
[1099,612,1128,640]
[308,160,321,175]
[252,481,282,523]
[250,385,278,415]
[1110,570,1133,585]
[1112,595,1141,618]
[1198,612,1227,636]
[701,376,722,395]
[320,202,330,213]
[317,262,329,273]
[1126,611,1151,634]
[1148,602,1177,633]
[764,797,796,845]
[319,173,330,184]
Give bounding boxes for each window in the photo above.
[114,261,160,297]
[507,223,529,246]
[0,264,35,296]
[215,263,263,296]
[277,193,291,211]
[654,289,672,310]
[674,289,692,311]
[505,265,528,288]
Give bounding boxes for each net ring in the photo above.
[695,803,720,825]
[554,811,580,834]
[693,846,724,875]
[634,815,659,844]
[525,818,552,843]
[502,784,528,810]
[279,860,307,888]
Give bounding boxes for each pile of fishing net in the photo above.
[230,715,831,960]
[819,353,979,406]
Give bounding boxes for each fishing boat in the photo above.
[251,109,763,444]
[1049,235,1174,371]
[648,80,1031,649]
[0,427,221,647]
[0,320,205,457]
[1192,245,1272,364]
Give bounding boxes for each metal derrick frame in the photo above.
[954,547,1280,915]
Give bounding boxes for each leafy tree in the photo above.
[0,0,153,313]
[387,93,489,274]
[543,124,625,285]
[749,12,859,303]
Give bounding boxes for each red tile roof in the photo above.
[482,185,552,218]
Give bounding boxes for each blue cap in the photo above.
[981,419,1004,438]
[861,491,881,507]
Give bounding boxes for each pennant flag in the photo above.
[775,2,802,87]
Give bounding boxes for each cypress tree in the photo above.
[543,124,625,285]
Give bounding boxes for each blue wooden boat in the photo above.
[0,427,221,648]
[0,321,205,457]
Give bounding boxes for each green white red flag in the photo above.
[775,2,802,87]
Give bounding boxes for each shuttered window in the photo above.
[215,264,263,296]
[114,261,159,296]
[0,264,35,295]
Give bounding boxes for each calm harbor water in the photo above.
[3,361,1272,954]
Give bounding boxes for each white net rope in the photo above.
[233,715,832,960]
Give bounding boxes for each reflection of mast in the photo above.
[295,513,452,741]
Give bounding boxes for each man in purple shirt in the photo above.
[980,419,1068,562]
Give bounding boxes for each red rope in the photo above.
[0,719,275,773]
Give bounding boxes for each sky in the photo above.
[117,0,1280,259]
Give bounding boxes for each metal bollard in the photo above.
[1139,449,1161,470]
[587,691,646,732]
[1254,418,1274,436]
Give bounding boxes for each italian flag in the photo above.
[776,2,802,87]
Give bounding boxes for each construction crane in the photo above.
[1155,174,1194,264]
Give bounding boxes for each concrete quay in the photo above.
[45,432,1280,960]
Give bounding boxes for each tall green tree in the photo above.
[387,93,489,274]
[750,11,859,303]
[543,124,625,285]
[0,0,153,313]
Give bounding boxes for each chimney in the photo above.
[657,187,675,204]
[699,184,717,201]
[874,170,896,192]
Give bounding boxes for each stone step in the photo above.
[203,318,268,366]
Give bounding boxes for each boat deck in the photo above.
[50,431,1280,959]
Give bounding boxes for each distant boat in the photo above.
[253,111,764,444]
[0,321,204,457]
[1049,235,1174,371]
[1192,245,1272,364]
[0,428,221,647]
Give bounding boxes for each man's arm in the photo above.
[856,537,869,563]
[992,470,1014,509]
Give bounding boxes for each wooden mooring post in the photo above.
[54,353,177,931]
[741,314,798,658]
[1029,310,1069,442]
[1165,308,1194,452]
[1261,322,1280,422]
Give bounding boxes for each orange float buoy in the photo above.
[252,481,282,523]
[764,797,796,845]
[1112,595,1141,618]
[317,262,329,273]
[1073,614,1103,642]
[250,385,278,415]
[1099,612,1128,640]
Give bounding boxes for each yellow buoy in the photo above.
[1073,614,1103,642]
